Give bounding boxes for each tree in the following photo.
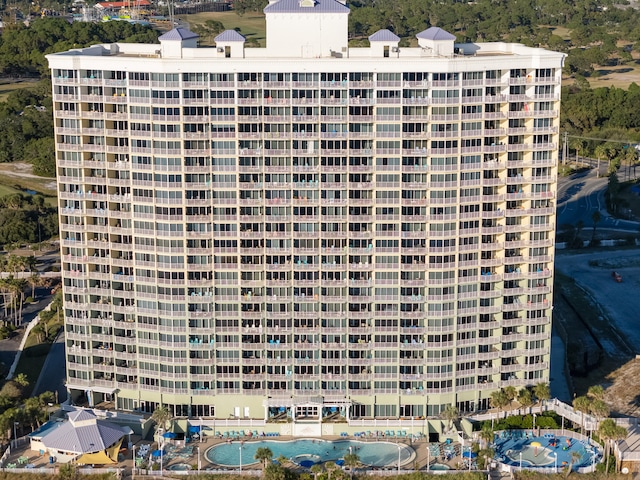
[622,147,638,181]
[517,388,534,411]
[591,211,601,246]
[477,447,495,470]
[595,144,608,177]
[565,450,583,477]
[598,418,628,474]
[588,385,605,401]
[255,447,274,468]
[58,464,80,480]
[490,389,510,417]
[343,452,360,479]
[573,396,591,434]
[324,461,339,480]
[264,463,286,480]
[533,382,551,413]
[608,172,620,214]
[27,272,42,299]
[14,373,28,388]
[590,400,610,421]
[32,321,46,343]
[504,386,517,405]
[310,463,324,480]
[569,137,585,163]
[150,405,172,431]
[441,405,459,431]
[479,423,494,448]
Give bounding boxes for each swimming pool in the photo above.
[207,439,414,467]
[428,463,450,471]
[494,432,598,470]
[167,463,191,471]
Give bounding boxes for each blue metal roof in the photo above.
[215,30,246,43]
[416,27,456,41]
[264,0,349,14]
[368,29,400,43]
[40,410,127,454]
[158,27,199,41]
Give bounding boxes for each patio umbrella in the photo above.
[531,441,542,456]
[162,432,177,439]
[188,426,202,434]
[151,450,164,458]
[462,451,477,458]
[335,459,345,466]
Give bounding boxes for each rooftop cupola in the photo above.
[158,27,199,58]
[368,29,400,58]
[416,27,456,56]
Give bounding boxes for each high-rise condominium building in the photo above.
[48,0,564,432]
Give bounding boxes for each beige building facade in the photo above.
[47,0,564,430]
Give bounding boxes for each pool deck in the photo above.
[197,435,459,471]
[2,432,462,473]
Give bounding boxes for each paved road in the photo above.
[32,331,67,402]
[557,167,640,232]
[0,286,54,377]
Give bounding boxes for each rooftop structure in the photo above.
[29,410,126,464]
[47,0,564,435]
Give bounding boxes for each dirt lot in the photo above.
[556,249,640,415]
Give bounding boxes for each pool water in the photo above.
[167,463,191,471]
[494,433,596,469]
[207,439,413,467]
[429,463,450,470]
[505,445,554,466]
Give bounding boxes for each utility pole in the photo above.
[563,132,568,165]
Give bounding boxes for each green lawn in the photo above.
[0,80,40,102]
[178,11,266,46]
[0,164,58,206]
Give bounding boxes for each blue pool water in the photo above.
[207,439,413,467]
[494,432,598,469]
[167,464,191,471]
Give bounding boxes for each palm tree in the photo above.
[255,447,274,468]
[591,211,601,246]
[573,396,591,434]
[150,405,172,431]
[441,405,459,431]
[343,452,360,479]
[478,447,495,471]
[588,385,605,401]
[324,461,338,480]
[479,424,494,448]
[310,463,324,480]
[504,386,517,406]
[598,418,628,474]
[490,389,510,418]
[590,400,610,422]
[264,462,286,480]
[14,373,29,388]
[565,450,583,477]
[27,271,43,299]
[32,322,46,343]
[517,388,534,412]
[569,138,585,164]
[533,382,550,413]
[595,144,608,177]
